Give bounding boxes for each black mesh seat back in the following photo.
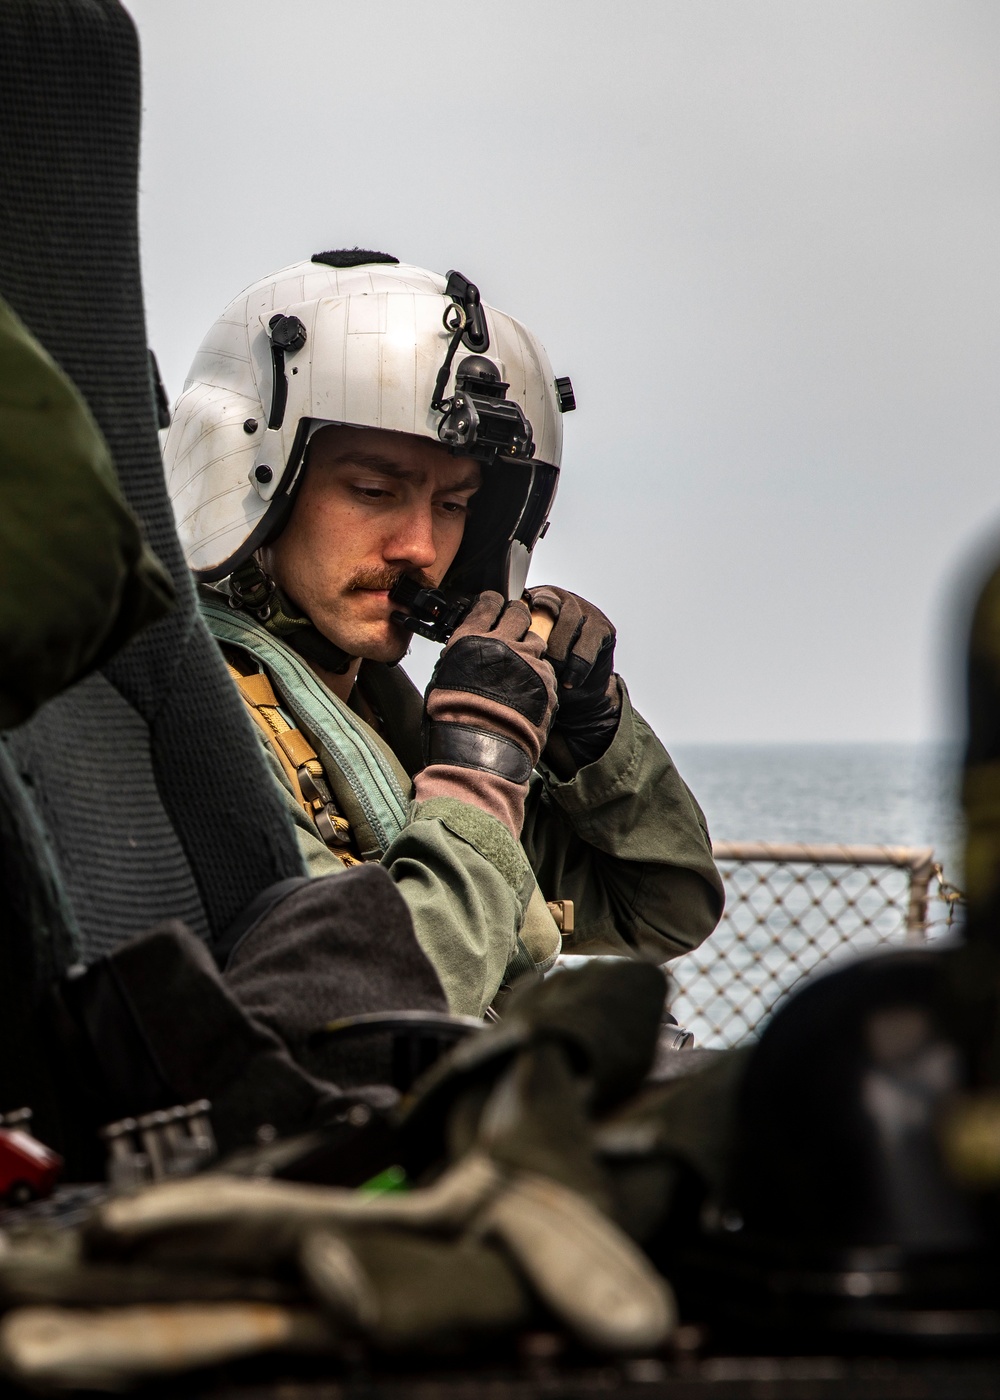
[8,678,211,955]
[0,0,305,961]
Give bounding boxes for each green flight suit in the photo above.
[0,295,173,727]
[204,593,723,1018]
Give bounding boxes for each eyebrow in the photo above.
[327,451,480,493]
[326,451,416,479]
[440,469,481,493]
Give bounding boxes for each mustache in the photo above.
[347,567,438,593]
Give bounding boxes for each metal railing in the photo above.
[669,842,964,1050]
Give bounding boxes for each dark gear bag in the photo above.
[48,866,450,1177]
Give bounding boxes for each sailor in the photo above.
[163,251,723,1015]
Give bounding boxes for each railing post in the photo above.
[905,848,936,942]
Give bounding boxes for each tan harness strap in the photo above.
[233,671,281,709]
[226,661,361,866]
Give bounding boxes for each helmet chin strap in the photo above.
[227,557,355,676]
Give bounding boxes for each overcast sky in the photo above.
[127,0,1000,744]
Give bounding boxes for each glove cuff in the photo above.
[425,723,534,785]
[414,765,529,839]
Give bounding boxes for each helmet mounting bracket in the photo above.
[430,269,492,414]
[265,314,307,431]
[437,355,534,464]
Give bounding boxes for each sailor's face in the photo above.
[261,425,480,665]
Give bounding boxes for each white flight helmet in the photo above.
[163,250,575,598]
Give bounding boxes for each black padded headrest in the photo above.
[0,0,305,956]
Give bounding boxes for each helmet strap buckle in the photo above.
[228,558,276,622]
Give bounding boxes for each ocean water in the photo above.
[665,742,966,1046]
[671,742,964,880]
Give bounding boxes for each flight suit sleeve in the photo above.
[257,745,531,1018]
[0,295,173,726]
[520,681,724,963]
[381,798,535,1019]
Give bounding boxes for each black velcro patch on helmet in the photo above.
[311,249,399,268]
[433,637,548,724]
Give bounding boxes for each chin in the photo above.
[341,623,411,668]
[367,632,412,667]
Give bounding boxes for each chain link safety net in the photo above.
[669,843,965,1050]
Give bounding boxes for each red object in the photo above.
[0,1128,62,1203]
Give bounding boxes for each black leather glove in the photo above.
[417,592,559,837]
[527,586,621,773]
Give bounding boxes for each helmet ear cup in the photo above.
[444,462,557,599]
[505,541,532,599]
[445,464,528,596]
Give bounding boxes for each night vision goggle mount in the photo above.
[430,271,535,464]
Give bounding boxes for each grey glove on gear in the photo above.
[416,592,558,838]
[527,586,621,773]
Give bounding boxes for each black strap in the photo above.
[425,724,531,784]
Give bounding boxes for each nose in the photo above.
[383,501,437,574]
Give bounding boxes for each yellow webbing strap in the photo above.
[225,661,361,867]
